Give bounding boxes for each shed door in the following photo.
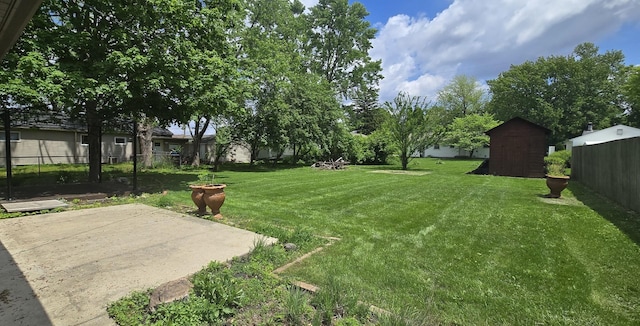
[502,136,529,177]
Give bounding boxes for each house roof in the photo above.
[567,124,640,146]
[485,117,551,135]
[0,0,42,59]
[9,111,174,137]
[152,127,173,138]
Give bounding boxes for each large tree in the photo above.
[487,43,628,145]
[4,0,244,176]
[437,75,488,117]
[306,0,382,100]
[236,0,303,164]
[623,66,640,127]
[237,0,357,165]
[384,92,448,170]
[175,0,243,166]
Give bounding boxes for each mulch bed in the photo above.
[0,181,133,202]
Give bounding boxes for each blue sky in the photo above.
[300,0,640,101]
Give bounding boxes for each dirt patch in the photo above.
[538,197,584,207]
[369,170,431,176]
[0,181,133,202]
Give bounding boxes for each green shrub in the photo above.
[191,266,244,316]
[362,130,393,164]
[154,195,174,208]
[547,149,571,167]
[150,297,209,325]
[107,290,150,326]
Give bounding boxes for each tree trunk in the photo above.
[212,138,231,172]
[190,117,210,167]
[86,102,102,183]
[401,150,409,170]
[249,140,259,165]
[137,119,154,168]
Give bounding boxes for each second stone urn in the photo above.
[189,184,226,219]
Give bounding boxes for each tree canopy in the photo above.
[444,113,500,157]
[437,75,488,117]
[624,66,640,127]
[487,43,628,145]
[383,92,448,170]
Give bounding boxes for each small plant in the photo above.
[336,317,362,326]
[249,237,288,267]
[546,162,566,176]
[197,172,215,185]
[150,297,210,325]
[155,195,174,208]
[284,287,310,325]
[192,265,245,318]
[311,277,369,325]
[107,290,150,326]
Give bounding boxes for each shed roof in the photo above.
[485,117,550,135]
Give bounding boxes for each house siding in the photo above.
[0,128,133,166]
[487,118,548,178]
[422,146,490,158]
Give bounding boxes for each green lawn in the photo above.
[211,159,640,325]
[3,159,640,324]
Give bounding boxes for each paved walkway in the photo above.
[0,204,276,325]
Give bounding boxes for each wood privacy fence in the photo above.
[572,137,640,213]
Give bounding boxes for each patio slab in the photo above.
[1,200,69,213]
[0,203,276,325]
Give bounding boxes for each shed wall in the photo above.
[488,119,547,178]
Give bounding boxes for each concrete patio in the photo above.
[0,203,276,325]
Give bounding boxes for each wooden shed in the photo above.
[485,117,550,178]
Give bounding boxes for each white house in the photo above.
[420,144,490,158]
[0,122,180,167]
[565,124,640,151]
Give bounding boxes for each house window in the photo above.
[434,144,440,149]
[0,131,20,142]
[115,136,127,145]
[154,142,160,147]
[81,135,89,145]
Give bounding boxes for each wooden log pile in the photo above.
[311,157,349,170]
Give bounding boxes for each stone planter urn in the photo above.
[189,184,226,218]
[545,175,569,198]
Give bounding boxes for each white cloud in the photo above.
[371,0,640,101]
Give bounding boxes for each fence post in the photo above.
[3,109,12,200]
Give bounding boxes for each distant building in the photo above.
[565,124,640,151]
[421,144,489,159]
[0,116,176,166]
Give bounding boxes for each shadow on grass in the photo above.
[217,163,304,173]
[569,181,640,246]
